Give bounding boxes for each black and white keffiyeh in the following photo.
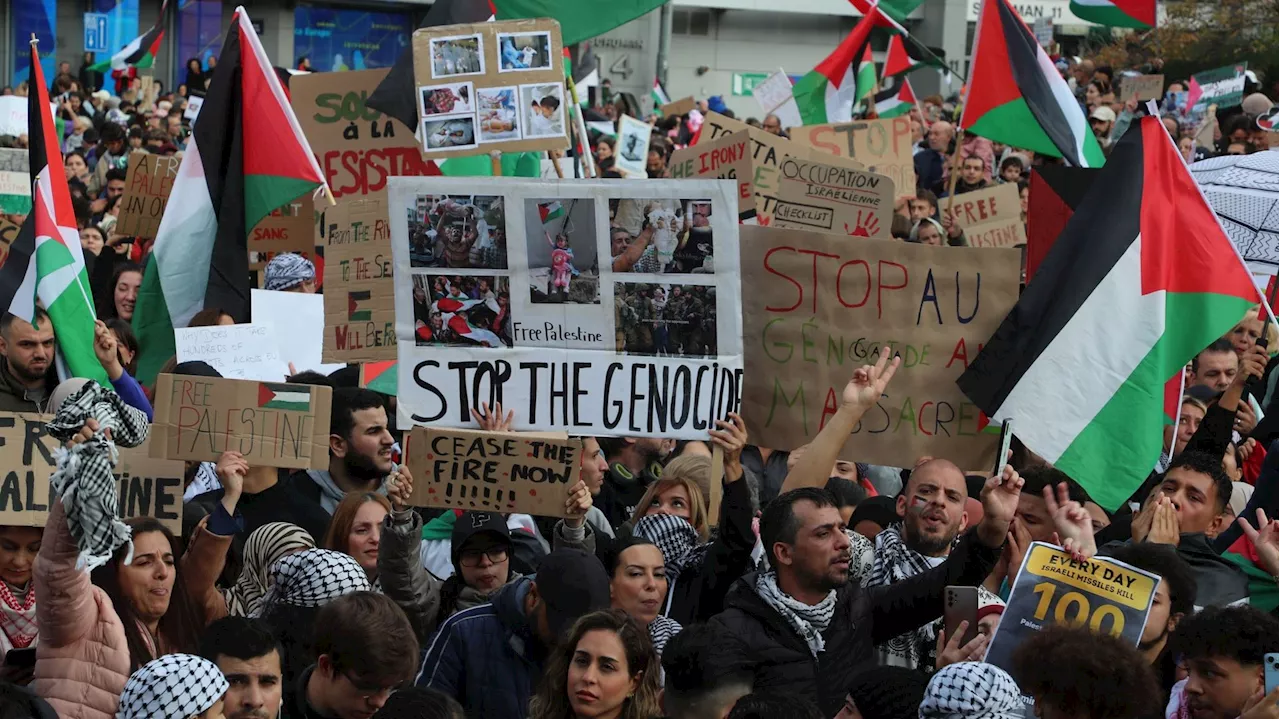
[863,523,945,669]
[648,614,682,656]
[754,571,837,656]
[253,548,370,615]
[45,380,150,571]
[116,653,229,719]
[919,661,1024,719]
[633,513,709,579]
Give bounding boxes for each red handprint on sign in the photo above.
[844,209,880,237]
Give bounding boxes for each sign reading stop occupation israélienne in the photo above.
[984,542,1158,700]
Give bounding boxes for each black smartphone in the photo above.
[993,419,1014,477]
[5,647,36,667]
[943,586,980,649]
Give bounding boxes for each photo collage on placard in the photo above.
[420,31,564,151]
[608,197,718,359]
[407,194,513,349]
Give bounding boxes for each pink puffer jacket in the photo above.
[31,501,231,719]
[31,501,130,719]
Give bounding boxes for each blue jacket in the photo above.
[416,576,547,719]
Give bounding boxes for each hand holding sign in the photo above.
[215,451,249,516]
[1239,508,1279,578]
[1044,482,1096,562]
[709,412,748,478]
[471,402,515,432]
[563,479,592,529]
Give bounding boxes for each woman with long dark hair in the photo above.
[529,609,662,719]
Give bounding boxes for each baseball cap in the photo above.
[534,549,610,639]
[450,511,511,566]
[1090,106,1117,123]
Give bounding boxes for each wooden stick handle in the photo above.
[490,150,502,176]
[709,444,724,527]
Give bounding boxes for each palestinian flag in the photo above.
[882,34,924,79]
[89,0,169,73]
[874,78,917,119]
[960,0,1105,168]
[854,44,878,110]
[538,201,565,223]
[493,0,667,45]
[792,9,880,125]
[1068,0,1155,29]
[846,0,925,24]
[258,382,312,411]
[348,290,372,321]
[956,117,1261,511]
[133,8,327,384]
[651,79,671,110]
[360,360,397,396]
[0,40,107,385]
[1026,166,1099,281]
[1223,534,1279,612]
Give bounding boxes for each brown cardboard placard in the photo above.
[150,374,333,470]
[118,152,181,239]
[0,216,19,267]
[660,96,697,117]
[289,69,437,201]
[411,19,569,160]
[773,156,895,238]
[942,183,1026,249]
[695,111,826,226]
[250,192,316,254]
[322,196,397,363]
[1119,74,1164,101]
[669,130,755,221]
[0,413,185,532]
[738,225,1020,470]
[788,118,917,200]
[404,426,580,516]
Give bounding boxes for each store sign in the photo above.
[966,0,1096,23]
[732,73,771,97]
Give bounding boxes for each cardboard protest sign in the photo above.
[323,196,397,363]
[0,216,19,267]
[985,542,1159,713]
[943,183,1026,249]
[150,374,333,469]
[290,69,436,200]
[788,117,917,200]
[249,192,316,254]
[389,176,743,439]
[695,111,816,226]
[1191,63,1248,111]
[773,156,894,238]
[404,426,580,516]
[176,323,287,381]
[669,131,755,221]
[252,289,345,376]
[0,148,30,215]
[118,152,181,239]
[1119,74,1164,101]
[738,225,1020,469]
[615,115,652,178]
[184,94,204,123]
[751,71,793,115]
[660,96,697,118]
[0,414,185,532]
[411,19,568,159]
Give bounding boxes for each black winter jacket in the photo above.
[706,528,1001,718]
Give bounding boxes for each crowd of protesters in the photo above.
[0,39,1275,719]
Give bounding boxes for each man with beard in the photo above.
[596,436,667,527]
[863,458,971,669]
[291,387,397,516]
[0,310,58,412]
[704,353,1092,717]
[1168,605,1278,719]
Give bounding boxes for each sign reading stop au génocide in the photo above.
[984,541,1159,709]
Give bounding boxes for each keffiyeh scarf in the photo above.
[116,653,229,719]
[45,381,150,570]
[648,615,682,656]
[863,523,945,669]
[754,571,837,656]
[224,522,316,617]
[0,581,37,649]
[919,661,1024,719]
[633,513,709,580]
[253,548,370,616]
